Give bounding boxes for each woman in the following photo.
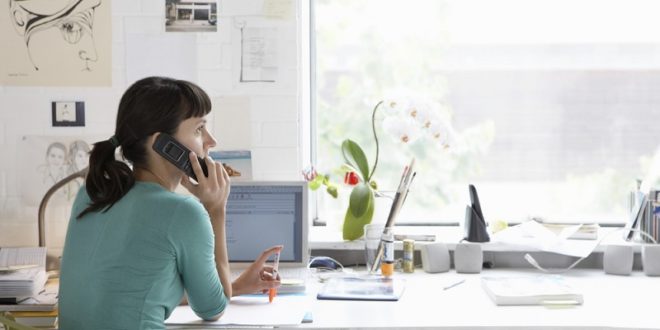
[59,77,280,329]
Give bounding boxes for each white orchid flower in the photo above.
[427,117,455,149]
[408,101,435,128]
[382,115,421,144]
[380,97,409,116]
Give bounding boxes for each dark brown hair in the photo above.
[78,77,211,218]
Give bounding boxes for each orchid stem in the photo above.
[367,100,383,182]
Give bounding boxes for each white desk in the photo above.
[169,268,660,329]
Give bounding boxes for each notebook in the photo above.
[481,275,583,306]
[226,181,310,291]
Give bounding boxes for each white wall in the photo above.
[0,0,305,246]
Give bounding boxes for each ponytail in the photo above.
[77,138,134,219]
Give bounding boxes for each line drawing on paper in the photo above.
[34,139,91,201]
[9,0,102,72]
[39,142,67,187]
[235,19,277,83]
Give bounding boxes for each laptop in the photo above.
[226,181,310,286]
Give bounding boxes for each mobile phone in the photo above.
[152,133,208,181]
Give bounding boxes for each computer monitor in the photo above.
[225,181,308,268]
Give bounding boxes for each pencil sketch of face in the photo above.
[68,140,90,172]
[46,142,66,168]
[9,0,102,72]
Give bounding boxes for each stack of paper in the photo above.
[481,275,583,306]
[0,282,58,312]
[0,268,48,298]
[0,247,51,312]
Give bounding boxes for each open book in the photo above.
[481,275,583,306]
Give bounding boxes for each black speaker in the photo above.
[464,184,490,242]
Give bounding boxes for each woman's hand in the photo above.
[180,152,230,215]
[232,246,283,296]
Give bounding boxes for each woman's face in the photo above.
[47,147,66,167]
[174,116,217,158]
[74,149,88,170]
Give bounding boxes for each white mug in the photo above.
[603,245,633,276]
[420,243,450,273]
[454,242,483,273]
[642,245,660,276]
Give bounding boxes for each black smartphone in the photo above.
[152,133,208,181]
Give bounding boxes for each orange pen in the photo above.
[268,251,280,303]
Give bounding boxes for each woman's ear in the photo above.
[147,132,160,147]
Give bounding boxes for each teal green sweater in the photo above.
[59,182,227,329]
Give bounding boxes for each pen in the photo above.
[443,279,465,291]
[269,252,280,303]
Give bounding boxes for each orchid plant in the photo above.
[305,97,454,240]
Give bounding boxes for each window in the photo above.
[312,0,660,226]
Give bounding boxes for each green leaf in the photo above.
[342,184,375,240]
[341,139,370,182]
[348,183,371,217]
[342,188,375,240]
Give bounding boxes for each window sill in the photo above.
[309,225,642,253]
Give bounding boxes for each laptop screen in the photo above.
[226,182,307,264]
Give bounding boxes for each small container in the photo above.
[403,239,415,273]
[381,230,394,277]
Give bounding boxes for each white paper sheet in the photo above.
[239,27,278,82]
[125,34,198,85]
[210,96,252,150]
[165,294,310,327]
[491,220,600,258]
[263,0,294,20]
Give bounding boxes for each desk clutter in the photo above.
[0,247,57,329]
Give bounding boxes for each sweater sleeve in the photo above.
[168,198,228,320]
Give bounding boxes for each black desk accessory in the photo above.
[464,184,490,242]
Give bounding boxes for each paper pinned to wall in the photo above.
[0,0,112,86]
[20,136,98,207]
[234,19,278,83]
[19,136,102,249]
[263,0,295,20]
[125,34,198,85]
[211,96,252,150]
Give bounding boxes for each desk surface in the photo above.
[169,268,660,330]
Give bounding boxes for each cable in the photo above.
[524,227,657,274]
